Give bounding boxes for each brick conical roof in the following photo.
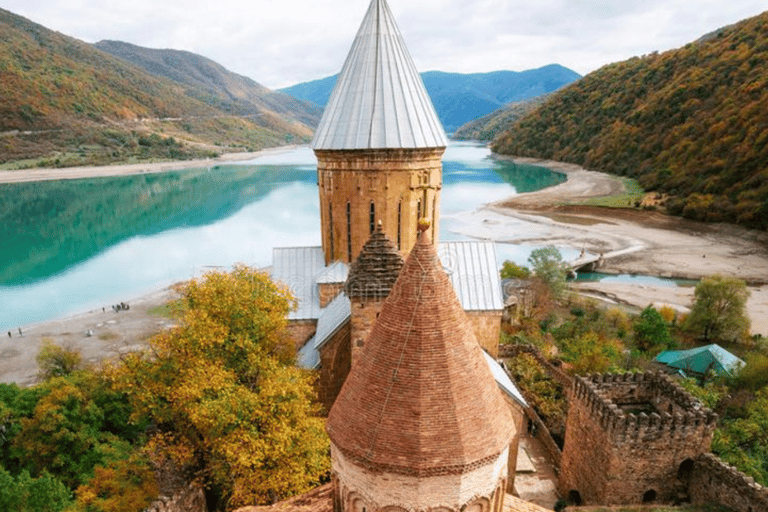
[327,225,514,476]
[344,223,404,300]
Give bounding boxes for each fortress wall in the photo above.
[689,453,768,512]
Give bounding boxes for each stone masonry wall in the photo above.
[143,484,207,512]
[559,373,718,506]
[467,311,502,357]
[316,148,444,265]
[318,320,352,413]
[287,320,317,352]
[349,298,381,366]
[689,453,768,512]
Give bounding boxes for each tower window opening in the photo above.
[346,202,352,263]
[416,199,422,231]
[431,197,436,239]
[369,202,375,234]
[397,201,402,250]
[329,202,334,257]
[643,490,657,503]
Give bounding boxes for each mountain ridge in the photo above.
[0,8,318,167]
[280,65,581,132]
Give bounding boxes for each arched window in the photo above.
[678,459,694,481]
[346,202,352,262]
[567,490,582,506]
[643,490,657,503]
[369,202,375,234]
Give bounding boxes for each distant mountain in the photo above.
[280,65,581,132]
[492,11,768,230]
[453,95,548,141]
[0,8,317,167]
[94,40,321,128]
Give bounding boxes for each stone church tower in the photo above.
[311,0,447,265]
[326,225,516,512]
[344,222,404,365]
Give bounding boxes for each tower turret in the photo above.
[327,223,515,512]
[312,0,447,264]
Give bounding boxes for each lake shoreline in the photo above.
[0,145,301,184]
[2,150,766,386]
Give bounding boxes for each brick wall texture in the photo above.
[559,373,718,506]
[315,148,443,265]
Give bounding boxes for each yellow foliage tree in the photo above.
[107,265,329,510]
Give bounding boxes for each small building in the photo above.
[656,344,745,378]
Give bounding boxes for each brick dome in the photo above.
[344,223,404,300]
[327,228,514,476]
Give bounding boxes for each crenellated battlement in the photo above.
[571,372,718,443]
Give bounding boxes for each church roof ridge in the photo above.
[310,0,447,150]
[327,229,514,475]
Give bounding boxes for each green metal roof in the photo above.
[656,344,745,376]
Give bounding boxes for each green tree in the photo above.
[108,265,329,510]
[0,467,73,512]
[685,274,751,343]
[527,246,567,299]
[632,305,674,352]
[500,260,531,279]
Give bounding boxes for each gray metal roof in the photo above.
[483,352,528,409]
[297,293,351,370]
[310,0,447,150]
[271,246,326,320]
[438,241,504,311]
[316,261,349,284]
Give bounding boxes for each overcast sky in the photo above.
[2,0,766,89]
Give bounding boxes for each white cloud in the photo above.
[2,0,765,88]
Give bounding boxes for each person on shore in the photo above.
[6,331,10,338]
[17,327,22,337]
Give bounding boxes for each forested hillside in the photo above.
[453,96,546,141]
[0,9,316,167]
[94,41,321,128]
[492,11,768,230]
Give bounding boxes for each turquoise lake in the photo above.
[0,142,568,331]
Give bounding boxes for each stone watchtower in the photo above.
[326,224,516,512]
[344,222,404,365]
[559,372,719,506]
[311,0,447,265]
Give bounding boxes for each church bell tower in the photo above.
[311,0,447,265]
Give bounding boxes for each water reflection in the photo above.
[0,142,566,330]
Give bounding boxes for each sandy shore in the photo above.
[0,146,300,184]
[459,156,768,336]
[2,154,766,386]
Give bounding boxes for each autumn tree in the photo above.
[685,274,751,343]
[35,340,83,380]
[108,265,329,511]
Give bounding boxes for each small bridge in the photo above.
[566,253,604,275]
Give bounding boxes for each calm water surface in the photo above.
[0,142,567,330]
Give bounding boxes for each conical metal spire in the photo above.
[311,0,447,150]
